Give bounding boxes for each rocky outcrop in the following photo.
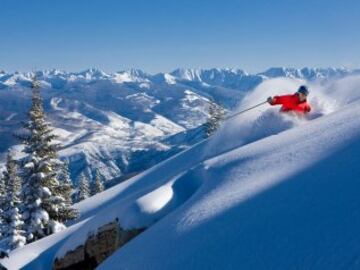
[53,219,144,270]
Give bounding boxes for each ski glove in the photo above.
[267,97,274,104]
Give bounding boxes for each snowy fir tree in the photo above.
[20,75,75,242]
[204,100,226,137]
[0,152,26,251]
[0,173,5,200]
[91,170,105,196]
[56,160,74,205]
[0,172,6,237]
[75,173,90,202]
[54,160,78,222]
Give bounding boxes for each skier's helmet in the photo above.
[297,85,309,96]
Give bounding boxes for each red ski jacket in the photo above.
[270,94,311,113]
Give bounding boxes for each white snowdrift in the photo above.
[2,75,360,270]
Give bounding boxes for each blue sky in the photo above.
[1,0,359,73]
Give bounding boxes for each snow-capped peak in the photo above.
[259,67,353,80]
[76,68,110,80]
[113,69,150,84]
[170,68,203,81]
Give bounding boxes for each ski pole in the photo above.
[225,101,268,121]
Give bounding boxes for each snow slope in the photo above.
[2,75,360,269]
[98,86,360,269]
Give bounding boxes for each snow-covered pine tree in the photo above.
[0,171,6,238]
[20,75,75,242]
[55,160,78,222]
[91,170,104,196]
[0,173,5,199]
[204,99,226,137]
[75,173,90,202]
[0,152,26,251]
[56,160,74,205]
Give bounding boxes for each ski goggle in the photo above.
[297,91,309,96]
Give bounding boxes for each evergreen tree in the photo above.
[20,75,75,242]
[75,173,90,202]
[0,172,6,238]
[0,152,26,250]
[91,170,104,196]
[55,160,78,222]
[204,100,226,137]
[0,173,5,199]
[56,160,74,204]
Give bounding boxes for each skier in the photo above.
[267,85,311,114]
